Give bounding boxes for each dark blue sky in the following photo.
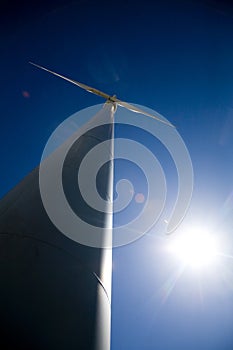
[1,1,233,349]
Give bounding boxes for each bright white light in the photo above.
[168,228,219,269]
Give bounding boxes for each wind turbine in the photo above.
[0,63,174,350]
[29,62,174,128]
[28,62,174,350]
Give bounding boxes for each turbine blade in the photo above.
[116,99,175,127]
[29,62,175,127]
[29,62,111,100]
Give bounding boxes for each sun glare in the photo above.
[168,228,219,269]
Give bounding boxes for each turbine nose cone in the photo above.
[112,103,117,113]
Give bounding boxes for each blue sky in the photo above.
[1,0,233,349]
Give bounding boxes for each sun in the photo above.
[168,227,219,270]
